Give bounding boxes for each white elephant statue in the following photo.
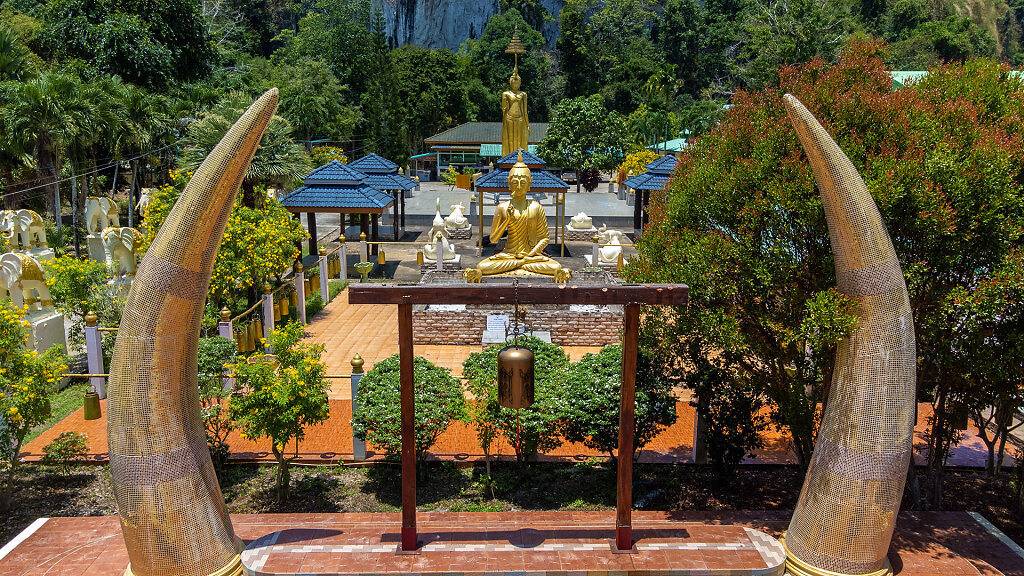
[569,212,593,230]
[423,230,455,261]
[0,252,52,310]
[599,233,623,264]
[598,225,626,245]
[445,203,470,230]
[102,227,142,277]
[136,188,153,218]
[86,196,120,235]
[0,209,47,249]
[430,198,449,239]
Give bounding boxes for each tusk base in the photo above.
[781,536,892,576]
[123,538,244,576]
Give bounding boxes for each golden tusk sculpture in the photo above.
[107,88,279,576]
[782,94,916,576]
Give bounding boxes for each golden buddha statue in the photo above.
[501,67,529,155]
[465,152,569,282]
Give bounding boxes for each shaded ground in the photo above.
[3,463,1021,554]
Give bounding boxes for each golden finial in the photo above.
[360,232,367,241]
[262,281,272,294]
[351,354,364,374]
[319,247,326,256]
[294,261,304,274]
[85,311,98,327]
[220,307,231,322]
[505,26,526,55]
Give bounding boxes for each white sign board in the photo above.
[486,314,509,332]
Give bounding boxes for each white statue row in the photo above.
[424,198,464,262]
[83,195,141,278]
[569,212,625,265]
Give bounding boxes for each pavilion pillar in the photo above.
[371,214,379,255]
[400,191,406,229]
[632,188,642,236]
[360,213,369,241]
[393,191,400,240]
[307,212,318,255]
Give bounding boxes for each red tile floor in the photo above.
[1,511,1021,576]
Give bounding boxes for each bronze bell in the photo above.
[497,344,535,409]
[83,390,102,420]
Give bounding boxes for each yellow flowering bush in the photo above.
[228,322,329,501]
[142,171,307,309]
[0,300,68,512]
[41,256,110,346]
[617,149,660,183]
[310,146,347,166]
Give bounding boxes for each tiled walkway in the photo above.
[18,288,1019,467]
[2,511,1020,576]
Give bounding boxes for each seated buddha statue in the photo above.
[464,151,569,282]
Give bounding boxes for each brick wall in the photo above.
[413,306,623,346]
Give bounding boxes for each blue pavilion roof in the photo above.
[496,149,546,168]
[349,153,399,174]
[362,173,418,191]
[622,171,670,191]
[304,161,367,185]
[476,167,569,191]
[280,184,394,211]
[644,155,677,175]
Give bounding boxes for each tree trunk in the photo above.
[33,134,57,217]
[271,444,290,502]
[128,159,138,229]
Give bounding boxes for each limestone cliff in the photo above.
[371,0,564,50]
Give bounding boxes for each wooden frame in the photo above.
[349,283,688,552]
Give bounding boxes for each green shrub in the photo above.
[463,335,568,463]
[328,279,347,300]
[229,322,330,501]
[352,354,466,461]
[559,345,677,460]
[41,431,89,474]
[305,294,325,318]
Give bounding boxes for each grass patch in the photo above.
[24,381,90,444]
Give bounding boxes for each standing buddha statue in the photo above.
[502,68,529,155]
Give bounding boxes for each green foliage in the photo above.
[328,279,346,300]
[559,344,677,459]
[40,431,88,475]
[466,9,551,121]
[539,94,629,173]
[463,335,567,463]
[229,322,330,500]
[310,146,348,167]
[198,336,238,470]
[305,293,325,318]
[352,354,466,461]
[0,23,29,81]
[41,256,112,346]
[179,92,311,198]
[38,0,213,87]
[630,44,1024,505]
[0,300,67,511]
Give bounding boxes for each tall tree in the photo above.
[538,94,628,190]
[1,71,85,217]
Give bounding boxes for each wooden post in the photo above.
[398,301,417,551]
[633,189,642,235]
[393,192,400,240]
[616,303,640,552]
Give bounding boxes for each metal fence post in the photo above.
[319,247,329,301]
[262,282,274,352]
[351,354,366,460]
[294,261,306,324]
[84,311,106,399]
[339,237,348,281]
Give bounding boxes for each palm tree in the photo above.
[179,92,310,208]
[110,82,170,226]
[1,71,85,219]
[0,25,29,82]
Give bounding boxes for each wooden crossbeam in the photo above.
[348,283,688,306]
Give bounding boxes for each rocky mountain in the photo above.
[371,0,564,50]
